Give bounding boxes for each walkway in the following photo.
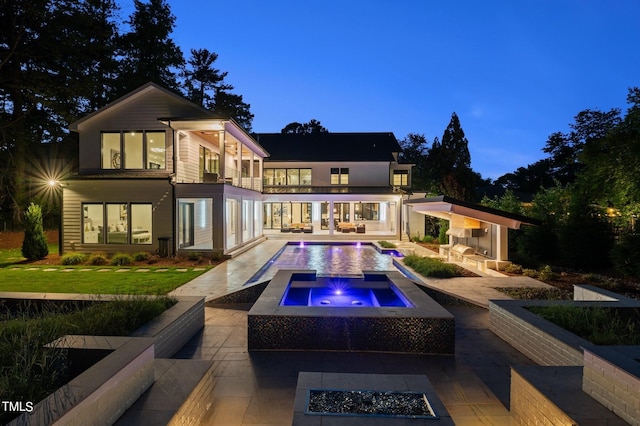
[161,239,554,425]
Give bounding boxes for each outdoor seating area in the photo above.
[336,222,366,233]
[280,223,313,233]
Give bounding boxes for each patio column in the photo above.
[249,151,254,190]
[237,141,243,186]
[218,130,226,181]
[329,202,335,235]
[496,225,508,261]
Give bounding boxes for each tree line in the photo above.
[3,1,639,279]
[482,88,640,277]
[1,0,251,222]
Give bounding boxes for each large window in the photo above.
[330,168,349,185]
[263,202,311,229]
[355,202,380,221]
[393,170,409,186]
[199,146,220,181]
[264,168,311,186]
[82,203,152,244]
[101,131,166,170]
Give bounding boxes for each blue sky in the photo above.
[141,0,638,180]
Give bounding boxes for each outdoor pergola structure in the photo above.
[405,195,539,270]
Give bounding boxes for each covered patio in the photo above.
[405,195,539,271]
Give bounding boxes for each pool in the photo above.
[281,275,413,308]
[245,242,402,284]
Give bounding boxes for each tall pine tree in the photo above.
[427,112,477,200]
[117,0,184,95]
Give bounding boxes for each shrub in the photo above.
[110,253,133,266]
[377,241,397,248]
[403,254,460,278]
[537,265,557,282]
[21,203,49,260]
[187,251,202,261]
[421,235,436,243]
[611,233,640,277]
[504,263,523,274]
[496,287,572,300]
[528,305,640,345]
[133,251,151,261]
[438,220,449,245]
[88,253,108,265]
[61,252,87,265]
[522,268,538,278]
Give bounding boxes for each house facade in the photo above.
[63,83,268,257]
[61,83,411,257]
[256,133,411,238]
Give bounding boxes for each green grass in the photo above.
[0,266,206,294]
[402,254,461,278]
[0,243,209,294]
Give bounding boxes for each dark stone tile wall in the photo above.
[248,314,455,354]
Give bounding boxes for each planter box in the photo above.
[9,296,205,425]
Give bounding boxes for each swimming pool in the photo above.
[245,242,402,284]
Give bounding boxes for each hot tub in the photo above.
[248,270,455,354]
[281,275,413,308]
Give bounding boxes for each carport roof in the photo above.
[405,195,540,229]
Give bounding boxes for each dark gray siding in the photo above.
[62,179,174,255]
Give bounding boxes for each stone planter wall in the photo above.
[583,345,640,426]
[132,296,205,358]
[489,299,586,366]
[9,296,205,425]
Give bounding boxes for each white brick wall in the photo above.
[583,348,640,426]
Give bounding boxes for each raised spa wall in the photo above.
[248,270,455,354]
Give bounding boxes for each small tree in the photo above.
[22,203,49,260]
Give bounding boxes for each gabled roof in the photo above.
[405,195,540,229]
[256,132,401,162]
[69,82,214,131]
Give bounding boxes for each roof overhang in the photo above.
[405,195,539,230]
[160,117,269,158]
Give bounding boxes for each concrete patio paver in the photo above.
[159,239,555,424]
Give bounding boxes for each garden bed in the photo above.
[4,295,204,425]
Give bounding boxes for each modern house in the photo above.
[61,83,412,257]
[256,132,412,237]
[63,83,268,257]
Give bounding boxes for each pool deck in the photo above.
[163,239,565,424]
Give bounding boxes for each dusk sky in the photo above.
[133,0,639,180]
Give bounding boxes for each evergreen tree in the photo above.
[183,48,229,107]
[281,119,328,134]
[183,48,254,131]
[1,0,120,221]
[426,112,477,200]
[398,133,432,191]
[21,203,49,260]
[213,90,254,132]
[117,0,184,95]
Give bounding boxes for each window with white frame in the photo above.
[101,131,166,170]
[82,203,152,244]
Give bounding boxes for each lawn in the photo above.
[0,241,211,295]
[0,267,206,294]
